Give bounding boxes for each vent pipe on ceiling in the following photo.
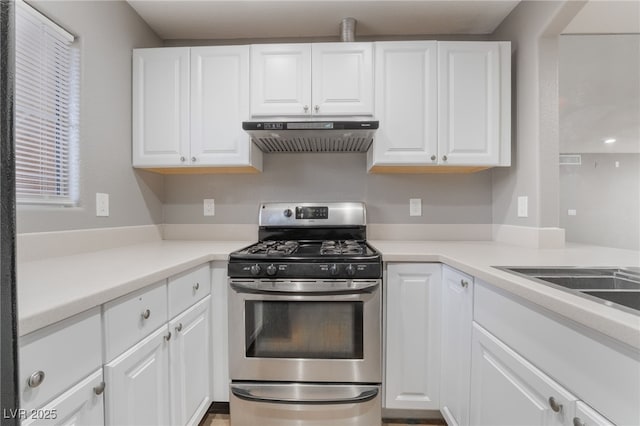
[340,17,357,42]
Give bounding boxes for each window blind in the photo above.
[15,1,79,205]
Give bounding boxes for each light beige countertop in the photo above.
[17,240,251,336]
[18,239,640,350]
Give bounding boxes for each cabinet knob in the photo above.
[460,279,469,288]
[430,155,436,161]
[164,331,172,341]
[548,396,563,413]
[180,156,186,162]
[93,381,106,395]
[303,105,309,113]
[191,156,196,162]
[314,105,319,113]
[442,155,448,161]
[193,282,200,291]
[175,323,183,333]
[141,309,151,320]
[573,418,586,426]
[27,370,45,388]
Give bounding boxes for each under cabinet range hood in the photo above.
[242,120,379,153]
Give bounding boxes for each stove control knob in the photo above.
[346,264,356,277]
[266,264,277,276]
[329,264,339,276]
[250,264,262,275]
[283,209,293,218]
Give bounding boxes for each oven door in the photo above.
[228,279,381,383]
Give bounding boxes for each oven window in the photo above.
[245,301,364,359]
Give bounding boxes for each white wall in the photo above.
[490,0,585,229]
[162,154,494,225]
[17,1,164,233]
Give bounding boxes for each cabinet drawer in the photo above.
[19,308,102,411]
[22,369,104,426]
[103,281,168,362]
[168,263,211,318]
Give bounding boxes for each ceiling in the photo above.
[126,0,521,40]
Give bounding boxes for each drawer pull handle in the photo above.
[548,396,563,413]
[164,331,172,341]
[175,323,183,333]
[460,279,469,288]
[303,105,309,113]
[314,105,320,113]
[442,155,448,161]
[573,418,586,426]
[93,382,106,395]
[27,371,45,388]
[141,309,151,320]
[193,282,200,291]
[430,155,436,161]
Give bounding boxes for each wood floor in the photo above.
[202,413,444,426]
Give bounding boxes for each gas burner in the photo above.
[248,240,299,255]
[320,240,365,255]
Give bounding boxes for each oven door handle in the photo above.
[230,280,379,295]
[230,383,379,405]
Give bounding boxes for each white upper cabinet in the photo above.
[191,45,261,168]
[311,43,373,115]
[133,46,261,172]
[133,47,190,167]
[250,43,373,117]
[438,42,510,166]
[250,44,312,116]
[369,41,438,168]
[368,41,510,171]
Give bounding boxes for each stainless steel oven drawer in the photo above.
[230,382,381,426]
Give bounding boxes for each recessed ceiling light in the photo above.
[604,138,616,144]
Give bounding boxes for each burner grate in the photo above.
[320,240,365,256]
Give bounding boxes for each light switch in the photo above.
[204,199,215,216]
[96,193,109,217]
[409,198,422,217]
[568,209,577,216]
[517,196,528,218]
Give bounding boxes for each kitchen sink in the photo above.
[496,267,640,313]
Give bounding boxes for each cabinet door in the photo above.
[311,43,373,116]
[369,41,437,168]
[169,297,212,426]
[104,326,171,426]
[573,401,615,426]
[211,262,230,402]
[438,42,505,166]
[250,44,311,116]
[191,46,260,168]
[470,323,577,426]
[385,263,441,410]
[440,266,474,426]
[133,48,190,167]
[22,370,104,426]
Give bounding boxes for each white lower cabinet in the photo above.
[440,266,473,426]
[22,369,104,426]
[385,263,441,410]
[169,296,212,426]
[470,322,578,426]
[104,325,172,426]
[573,401,615,426]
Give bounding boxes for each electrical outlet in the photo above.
[96,193,109,217]
[517,196,528,218]
[409,198,422,217]
[204,199,215,216]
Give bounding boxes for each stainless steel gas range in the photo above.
[227,202,382,426]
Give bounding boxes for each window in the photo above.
[15,1,79,205]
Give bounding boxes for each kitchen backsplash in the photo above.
[163,153,493,225]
